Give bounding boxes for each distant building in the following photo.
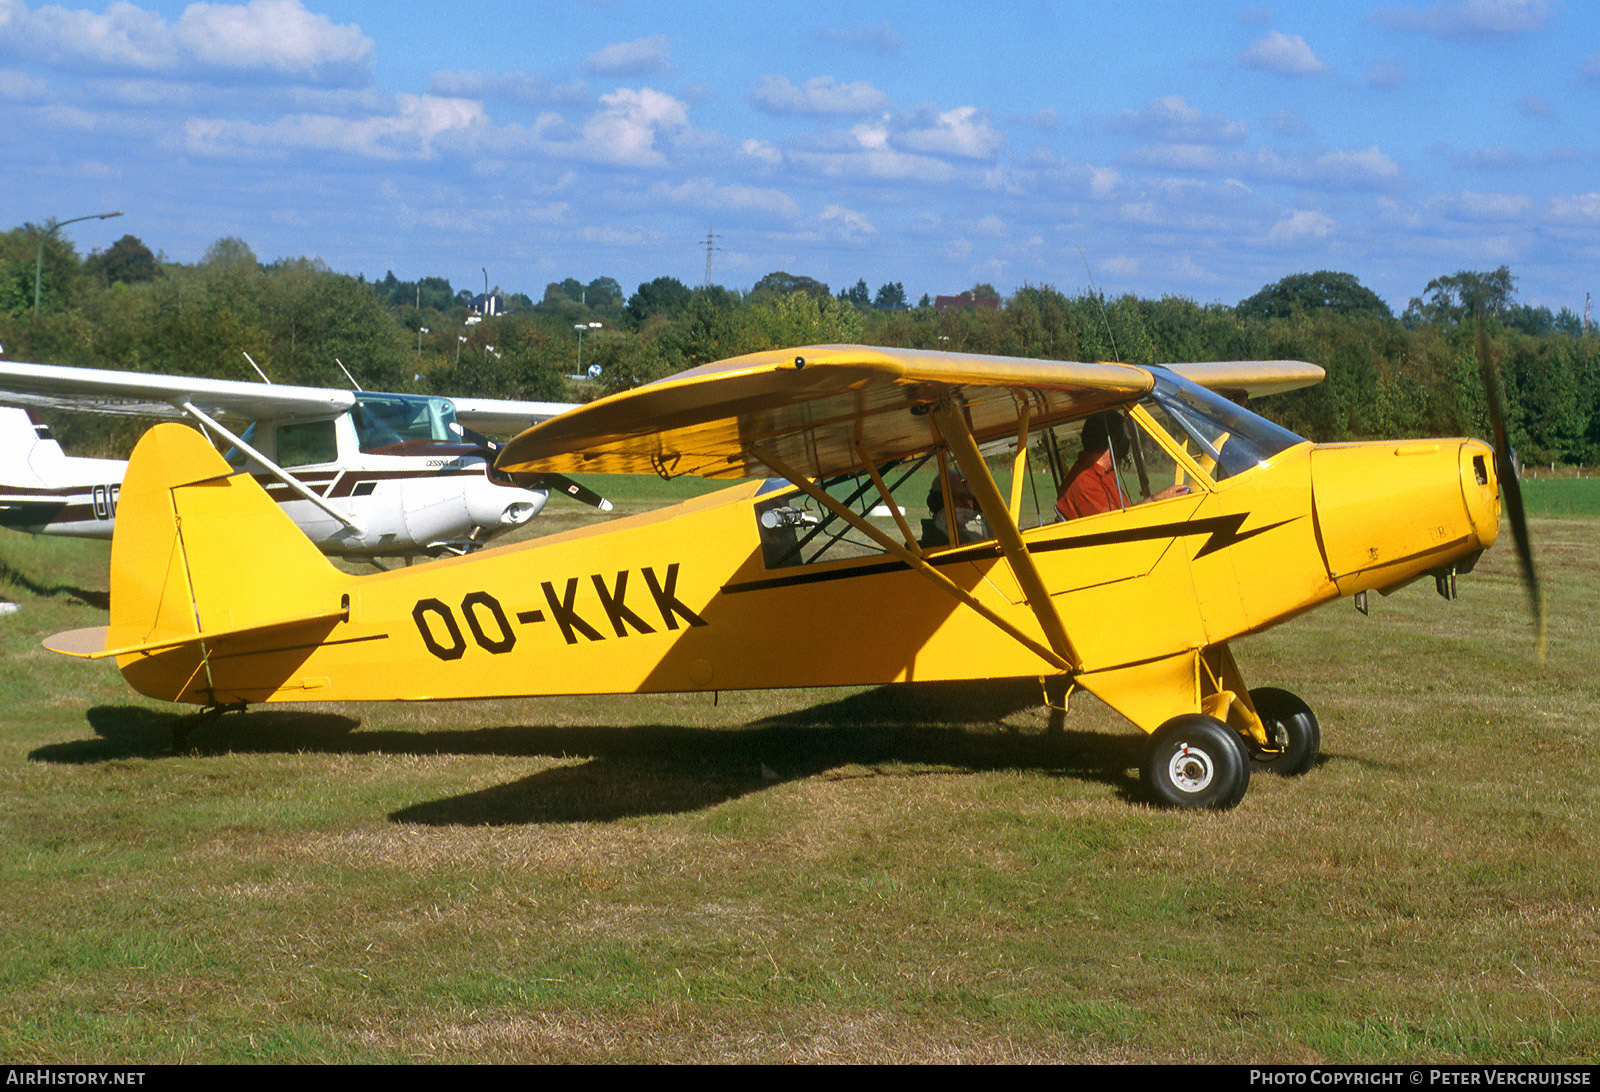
[469,291,509,317]
[933,292,1001,312]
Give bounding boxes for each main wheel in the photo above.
[1142,714,1250,810]
[1248,687,1320,777]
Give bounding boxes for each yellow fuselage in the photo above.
[116,432,1500,736]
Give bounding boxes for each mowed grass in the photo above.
[1522,476,1600,518]
[0,488,1596,1062]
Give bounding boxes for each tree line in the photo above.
[3,222,1596,467]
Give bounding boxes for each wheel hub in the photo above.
[1168,743,1215,793]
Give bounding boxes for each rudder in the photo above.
[106,422,347,657]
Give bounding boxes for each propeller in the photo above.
[458,425,614,511]
[1476,330,1544,657]
[515,472,614,511]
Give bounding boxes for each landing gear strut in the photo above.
[1247,687,1320,776]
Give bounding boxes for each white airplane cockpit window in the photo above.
[276,419,337,468]
[352,393,459,452]
[1145,369,1305,482]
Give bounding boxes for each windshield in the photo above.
[1146,369,1305,482]
[351,393,458,451]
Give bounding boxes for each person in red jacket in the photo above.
[1056,412,1127,520]
[1056,411,1189,520]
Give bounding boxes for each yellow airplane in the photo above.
[45,345,1533,809]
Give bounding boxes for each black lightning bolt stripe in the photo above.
[723,513,1300,595]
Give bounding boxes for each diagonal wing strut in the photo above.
[746,440,1076,675]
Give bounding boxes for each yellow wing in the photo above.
[498,345,1322,481]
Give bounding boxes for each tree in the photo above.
[1402,266,1516,327]
[1237,271,1393,321]
[201,236,258,271]
[838,278,870,307]
[586,276,624,308]
[84,234,159,286]
[625,276,692,327]
[873,281,907,310]
[749,271,829,301]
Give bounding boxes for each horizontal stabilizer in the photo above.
[46,604,349,661]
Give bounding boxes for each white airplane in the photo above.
[0,360,610,558]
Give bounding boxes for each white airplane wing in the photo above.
[449,396,581,437]
[0,361,581,435]
[0,360,353,422]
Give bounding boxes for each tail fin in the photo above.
[109,421,346,646]
[47,424,349,701]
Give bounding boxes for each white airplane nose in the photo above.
[500,500,538,526]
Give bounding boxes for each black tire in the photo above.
[1248,687,1320,777]
[1142,714,1251,810]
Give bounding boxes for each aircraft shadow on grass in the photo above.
[29,680,1152,824]
[0,558,108,609]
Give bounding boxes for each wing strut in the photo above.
[746,442,1073,674]
[179,401,365,535]
[930,401,1082,672]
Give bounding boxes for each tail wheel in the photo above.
[1248,687,1320,777]
[1143,714,1250,810]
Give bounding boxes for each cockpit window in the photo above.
[276,419,337,468]
[754,454,1008,570]
[1146,369,1305,482]
[352,394,458,451]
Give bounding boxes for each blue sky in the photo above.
[4,0,1598,315]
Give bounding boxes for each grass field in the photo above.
[0,480,1596,1063]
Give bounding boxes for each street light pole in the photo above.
[34,210,122,317]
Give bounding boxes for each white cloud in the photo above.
[740,138,782,167]
[1449,145,1524,169]
[430,70,587,107]
[1547,193,1600,224]
[650,178,799,218]
[818,20,902,54]
[582,35,672,77]
[1266,109,1310,137]
[0,66,49,100]
[1124,143,1224,172]
[748,74,889,115]
[896,105,1002,159]
[787,124,954,182]
[1112,95,1247,143]
[1,0,372,84]
[1240,31,1328,76]
[1368,58,1408,89]
[1303,146,1402,187]
[1267,210,1336,241]
[820,203,876,238]
[1088,167,1120,198]
[172,0,372,82]
[1023,107,1058,130]
[1372,0,1550,40]
[1435,191,1530,219]
[571,87,688,167]
[1127,142,1401,190]
[184,93,481,160]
